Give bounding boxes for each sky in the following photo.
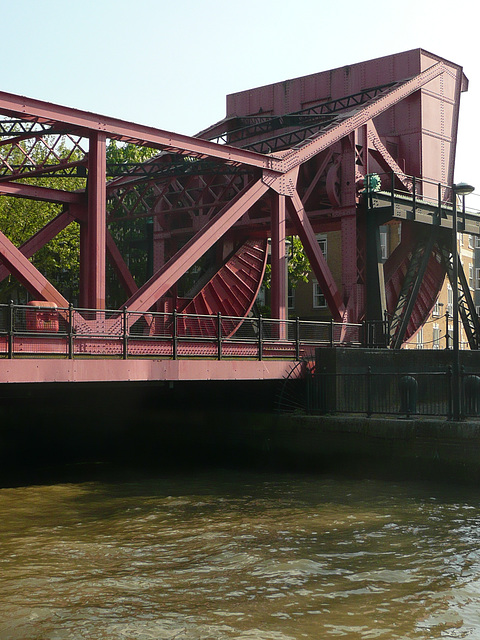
[2,0,479,196]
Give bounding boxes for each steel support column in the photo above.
[86,132,107,309]
[365,208,387,328]
[271,192,287,337]
[341,214,358,318]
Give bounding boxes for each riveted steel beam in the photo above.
[0,90,282,173]
[0,180,84,204]
[288,190,345,321]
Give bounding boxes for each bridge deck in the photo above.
[0,304,365,383]
[0,358,306,384]
[368,191,480,235]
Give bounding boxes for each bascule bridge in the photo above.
[0,48,477,385]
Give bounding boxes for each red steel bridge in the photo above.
[0,48,478,384]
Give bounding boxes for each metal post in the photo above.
[172,308,178,360]
[258,314,263,361]
[8,299,13,359]
[451,183,475,418]
[122,306,128,360]
[366,366,372,417]
[68,303,74,359]
[271,193,287,337]
[85,132,107,310]
[437,182,442,224]
[295,316,300,360]
[412,175,416,218]
[329,318,334,347]
[384,310,390,347]
[460,365,465,418]
[445,311,450,349]
[217,312,222,361]
[447,365,453,420]
[452,192,460,420]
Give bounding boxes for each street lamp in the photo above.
[452,182,475,420]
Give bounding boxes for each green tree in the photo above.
[262,236,311,290]
[106,140,159,173]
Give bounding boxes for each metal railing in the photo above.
[307,368,480,419]
[364,172,480,217]
[0,302,366,361]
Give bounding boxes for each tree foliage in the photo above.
[106,140,159,168]
[262,236,311,290]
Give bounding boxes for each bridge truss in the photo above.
[0,48,473,349]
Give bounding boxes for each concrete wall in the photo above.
[270,413,480,484]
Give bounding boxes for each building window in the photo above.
[257,286,266,307]
[447,285,453,316]
[469,264,474,289]
[433,323,440,349]
[316,234,327,259]
[476,236,480,249]
[469,235,474,249]
[433,301,442,317]
[476,269,480,290]
[416,327,424,349]
[380,230,388,260]
[288,285,295,310]
[313,280,327,308]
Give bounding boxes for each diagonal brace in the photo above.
[0,229,68,307]
[0,208,76,284]
[288,191,345,321]
[124,177,269,313]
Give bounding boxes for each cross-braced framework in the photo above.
[0,49,471,346]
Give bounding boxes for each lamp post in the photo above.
[452,182,475,420]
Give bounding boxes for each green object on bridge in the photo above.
[366,173,382,193]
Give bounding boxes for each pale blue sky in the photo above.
[2,0,478,188]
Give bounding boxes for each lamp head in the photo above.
[453,182,475,196]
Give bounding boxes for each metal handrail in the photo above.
[365,171,480,214]
[0,302,364,361]
[307,367,480,420]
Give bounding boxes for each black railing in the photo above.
[0,302,368,361]
[364,171,480,218]
[307,367,480,419]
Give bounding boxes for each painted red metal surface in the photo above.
[0,48,468,369]
[0,357,306,385]
[178,238,267,326]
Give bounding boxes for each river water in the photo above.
[1,469,480,639]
